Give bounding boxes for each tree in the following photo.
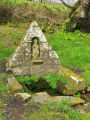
[61,0,90,31]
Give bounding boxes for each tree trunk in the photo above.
[61,0,90,31]
[40,0,42,3]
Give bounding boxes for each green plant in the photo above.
[44,73,67,89]
[67,109,82,120]
[16,75,39,86]
[73,92,81,98]
[63,90,66,95]
[70,85,75,90]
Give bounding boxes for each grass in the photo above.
[46,31,90,86]
[0,74,10,120]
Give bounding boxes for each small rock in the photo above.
[81,90,85,94]
[50,107,55,111]
[7,77,23,93]
[82,93,90,101]
[84,103,88,106]
[77,109,86,114]
[86,87,90,92]
[15,93,31,101]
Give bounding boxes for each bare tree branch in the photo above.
[60,0,76,9]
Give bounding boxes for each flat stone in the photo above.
[15,93,31,101]
[7,77,23,93]
[58,67,86,95]
[32,92,85,105]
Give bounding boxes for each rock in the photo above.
[77,109,86,114]
[7,77,23,93]
[15,93,31,101]
[82,93,90,101]
[32,92,85,105]
[57,81,77,95]
[81,90,85,94]
[86,86,90,92]
[58,67,86,95]
[6,21,61,77]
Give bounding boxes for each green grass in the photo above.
[0,74,10,120]
[47,31,90,70]
[46,31,90,86]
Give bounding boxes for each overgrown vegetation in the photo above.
[44,73,67,89]
[0,1,68,34]
[15,73,67,90]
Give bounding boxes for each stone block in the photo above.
[59,67,86,91]
[7,77,23,93]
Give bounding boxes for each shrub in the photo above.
[44,73,67,89]
[16,75,39,86]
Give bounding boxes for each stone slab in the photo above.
[32,92,85,105]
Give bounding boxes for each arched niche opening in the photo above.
[31,37,42,64]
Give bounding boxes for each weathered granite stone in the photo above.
[6,22,61,77]
[15,93,31,101]
[7,77,23,93]
[58,67,86,94]
[32,92,85,105]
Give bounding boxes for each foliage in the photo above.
[0,0,27,8]
[44,73,67,89]
[70,85,75,90]
[16,75,39,86]
[73,92,81,98]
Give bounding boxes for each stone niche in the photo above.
[6,22,61,77]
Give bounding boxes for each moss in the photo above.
[69,98,85,106]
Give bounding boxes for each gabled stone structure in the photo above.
[6,22,61,77]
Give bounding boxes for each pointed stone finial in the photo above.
[30,21,39,27]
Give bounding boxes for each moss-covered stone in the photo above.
[58,67,86,95]
[32,92,85,105]
[7,77,23,93]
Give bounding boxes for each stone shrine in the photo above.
[6,22,61,77]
